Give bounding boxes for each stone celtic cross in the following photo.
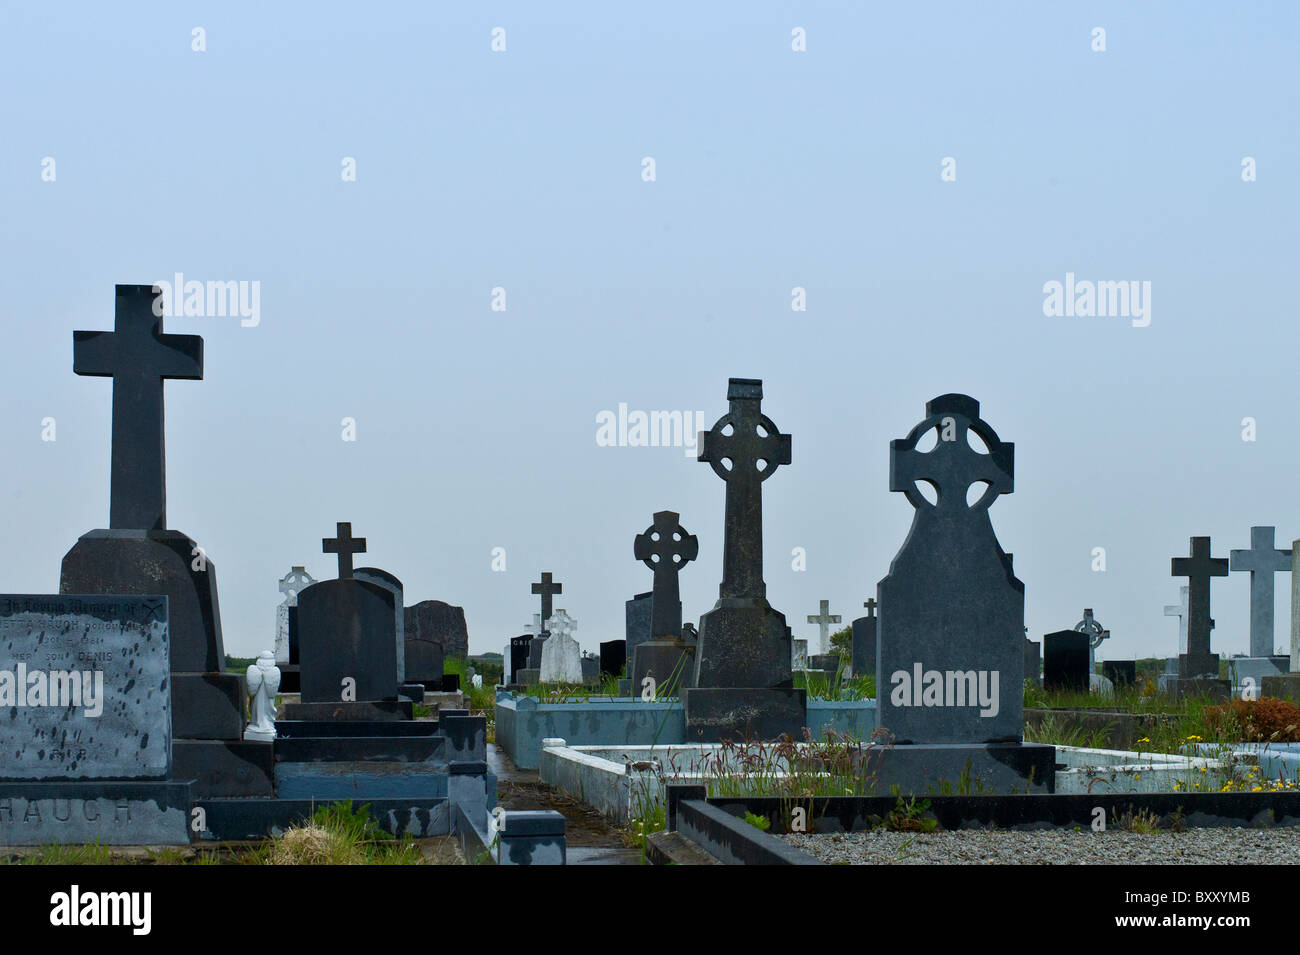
[279,566,316,605]
[698,378,791,599]
[1073,608,1110,669]
[634,510,698,639]
[1171,536,1229,662]
[890,394,1013,514]
[1229,525,1292,658]
[807,599,841,655]
[532,572,563,634]
[322,522,366,579]
[545,609,576,640]
[73,284,204,530]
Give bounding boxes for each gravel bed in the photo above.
[782,828,1300,864]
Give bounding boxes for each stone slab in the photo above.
[851,616,876,676]
[0,594,171,781]
[172,739,274,798]
[354,567,406,685]
[274,761,450,800]
[0,781,194,846]
[632,639,695,695]
[296,577,399,704]
[281,700,413,721]
[404,599,469,660]
[682,687,807,743]
[171,672,243,740]
[1043,630,1090,692]
[694,599,793,689]
[599,640,626,679]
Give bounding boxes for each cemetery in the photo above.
[4,289,1300,868]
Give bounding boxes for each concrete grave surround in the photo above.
[355,566,406,685]
[275,567,316,664]
[876,394,1024,744]
[1229,526,1291,658]
[0,595,172,780]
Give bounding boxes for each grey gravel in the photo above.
[782,828,1300,865]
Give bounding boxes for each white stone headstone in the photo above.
[792,638,808,669]
[540,610,582,683]
[275,566,316,663]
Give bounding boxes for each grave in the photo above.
[528,572,562,668]
[58,284,272,798]
[507,635,533,685]
[599,640,626,679]
[1164,586,1189,654]
[404,599,469,663]
[791,638,808,670]
[1043,630,1089,691]
[851,598,878,677]
[684,379,805,741]
[291,523,400,711]
[807,600,841,656]
[539,610,582,683]
[355,566,406,686]
[630,510,699,696]
[1265,539,1300,701]
[1228,526,1292,698]
[1168,536,1231,698]
[625,592,654,673]
[275,566,315,693]
[874,395,1051,791]
[1024,637,1041,687]
[1101,660,1137,688]
[1073,608,1111,693]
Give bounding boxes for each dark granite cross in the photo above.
[1229,525,1292,657]
[1171,537,1229,658]
[531,572,562,631]
[323,522,366,579]
[633,510,698,638]
[863,597,878,618]
[698,378,791,599]
[73,284,203,530]
[890,394,1013,513]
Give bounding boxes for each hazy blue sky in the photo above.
[2,3,1298,664]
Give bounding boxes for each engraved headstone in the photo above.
[355,566,406,685]
[684,378,804,741]
[876,395,1024,744]
[508,635,532,684]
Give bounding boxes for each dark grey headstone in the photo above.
[599,640,626,678]
[1043,630,1089,691]
[404,599,470,661]
[809,653,840,674]
[527,634,548,669]
[1023,637,1041,687]
[509,636,532,683]
[580,656,599,683]
[355,566,405,685]
[625,592,653,665]
[1171,536,1229,679]
[296,578,399,703]
[876,395,1023,744]
[0,595,172,780]
[851,600,878,676]
[404,638,444,687]
[1102,659,1137,687]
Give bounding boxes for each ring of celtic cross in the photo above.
[890,402,1013,513]
[701,412,789,483]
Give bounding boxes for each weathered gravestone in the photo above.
[807,600,841,656]
[851,598,878,677]
[876,395,1024,744]
[791,638,808,669]
[1023,636,1041,687]
[404,600,467,689]
[684,379,803,741]
[275,566,315,693]
[1043,630,1089,691]
[599,640,626,679]
[1169,536,1230,696]
[1230,526,1291,659]
[539,610,582,683]
[625,591,653,668]
[58,285,270,797]
[295,522,400,707]
[355,567,406,686]
[631,510,699,695]
[1102,660,1137,688]
[0,594,192,845]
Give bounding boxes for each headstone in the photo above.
[275,566,316,664]
[57,285,268,798]
[851,598,878,677]
[355,566,406,685]
[244,650,280,742]
[809,653,840,674]
[1164,587,1189,654]
[599,640,626,678]
[1230,526,1292,658]
[1171,536,1229,679]
[580,656,599,684]
[528,634,548,669]
[807,600,842,656]
[1023,637,1041,687]
[1073,608,1109,672]
[539,610,582,683]
[684,379,804,741]
[792,638,808,669]
[1101,659,1136,688]
[631,510,699,694]
[404,599,470,661]
[624,592,653,666]
[876,395,1023,743]
[509,635,532,684]
[296,523,399,704]
[1043,630,1090,691]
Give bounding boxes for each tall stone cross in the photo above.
[73,284,204,530]
[1229,525,1291,658]
[864,597,878,617]
[698,378,791,599]
[634,510,698,639]
[532,572,562,633]
[1073,608,1110,670]
[807,599,841,655]
[323,522,366,579]
[1164,586,1189,654]
[1171,536,1229,673]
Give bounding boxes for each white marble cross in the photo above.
[807,599,841,655]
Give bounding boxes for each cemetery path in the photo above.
[487,744,645,865]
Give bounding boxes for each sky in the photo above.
[2,2,1298,663]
